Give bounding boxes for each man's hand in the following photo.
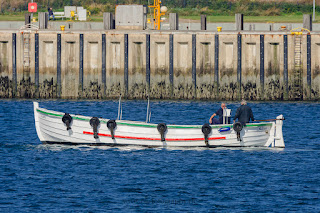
[209,118,212,124]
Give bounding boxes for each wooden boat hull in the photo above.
[33,102,285,148]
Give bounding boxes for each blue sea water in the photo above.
[0,100,319,212]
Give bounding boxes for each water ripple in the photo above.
[0,100,319,212]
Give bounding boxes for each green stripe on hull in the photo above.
[36,108,272,129]
[37,109,63,118]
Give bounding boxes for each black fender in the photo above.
[201,123,212,147]
[90,117,100,139]
[62,113,72,130]
[107,120,117,139]
[157,123,167,142]
[233,122,243,141]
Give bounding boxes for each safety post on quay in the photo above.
[149,0,167,30]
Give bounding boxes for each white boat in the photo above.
[33,102,285,148]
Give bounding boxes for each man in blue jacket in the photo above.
[48,8,55,20]
[209,103,227,125]
[233,99,255,125]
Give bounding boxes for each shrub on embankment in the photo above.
[0,0,320,16]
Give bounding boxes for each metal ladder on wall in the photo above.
[293,34,302,100]
[19,24,39,73]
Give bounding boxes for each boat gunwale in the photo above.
[36,108,273,129]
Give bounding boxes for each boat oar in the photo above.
[254,118,285,122]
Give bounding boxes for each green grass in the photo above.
[88,15,103,22]
[0,14,26,21]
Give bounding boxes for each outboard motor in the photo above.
[62,113,72,130]
[157,123,167,142]
[202,123,212,147]
[90,117,100,139]
[107,120,117,139]
[233,122,243,141]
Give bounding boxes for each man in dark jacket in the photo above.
[233,100,255,125]
[209,103,227,124]
[48,8,55,20]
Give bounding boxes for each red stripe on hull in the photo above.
[83,131,226,141]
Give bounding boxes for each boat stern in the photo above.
[264,115,285,148]
[274,114,285,147]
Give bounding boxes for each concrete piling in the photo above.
[102,34,106,98]
[169,13,179,30]
[146,34,151,95]
[201,15,207,30]
[57,34,61,98]
[235,14,243,31]
[237,34,242,100]
[192,34,196,98]
[35,33,39,97]
[169,34,174,97]
[214,35,219,98]
[25,13,31,26]
[307,34,311,99]
[79,34,84,97]
[103,13,114,30]
[12,33,17,97]
[38,12,48,29]
[303,14,312,31]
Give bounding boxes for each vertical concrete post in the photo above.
[269,23,273,31]
[146,34,150,95]
[12,33,17,97]
[79,34,84,97]
[307,34,311,99]
[35,33,39,97]
[103,12,114,30]
[38,12,48,29]
[260,35,264,100]
[237,34,242,100]
[57,34,61,98]
[192,34,196,98]
[102,34,106,98]
[169,13,179,30]
[124,34,129,98]
[214,34,219,98]
[169,34,174,97]
[25,13,31,26]
[249,24,255,31]
[283,35,288,100]
[201,15,207,30]
[235,14,243,31]
[303,14,312,31]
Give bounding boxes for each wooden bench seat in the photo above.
[53,12,66,19]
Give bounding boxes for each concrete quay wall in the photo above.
[0,30,319,100]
